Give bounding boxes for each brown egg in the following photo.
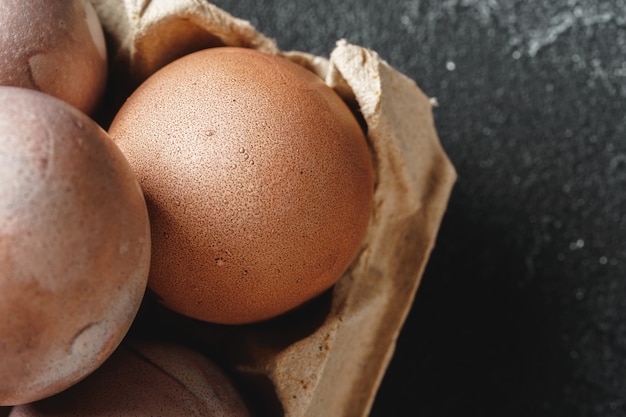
[0,0,107,115]
[0,87,151,405]
[109,47,374,324]
[9,340,251,417]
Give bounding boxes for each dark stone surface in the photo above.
[212,1,626,415]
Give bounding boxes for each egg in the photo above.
[0,0,107,115]
[109,47,374,324]
[0,87,151,405]
[9,340,251,417]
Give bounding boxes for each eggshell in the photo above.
[9,340,251,417]
[109,46,374,324]
[0,87,151,405]
[0,0,107,114]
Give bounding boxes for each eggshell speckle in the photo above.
[109,47,374,324]
[0,87,150,405]
[0,0,108,114]
[9,340,251,417]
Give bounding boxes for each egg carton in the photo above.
[88,0,457,416]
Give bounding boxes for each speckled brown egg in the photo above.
[0,87,151,406]
[9,340,251,417]
[109,47,374,324]
[0,0,107,115]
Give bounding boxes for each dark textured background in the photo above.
[211,1,626,416]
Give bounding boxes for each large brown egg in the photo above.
[109,47,374,324]
[0,0,107,115]
[9,340,251,417]
[0,87,151,405]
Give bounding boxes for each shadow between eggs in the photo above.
[128,278,334,417]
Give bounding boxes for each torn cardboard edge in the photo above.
[89,1,457,416]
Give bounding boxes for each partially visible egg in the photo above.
[9,340,251,417]
[0,0,108,115]
[109,47,374,324]
[0,87,151,405]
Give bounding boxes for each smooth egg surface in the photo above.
[109,47,374,324]
[9,340,251,417]
[0,87,150,405]
[0,0,107,114]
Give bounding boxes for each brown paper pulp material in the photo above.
[90,1,457,416]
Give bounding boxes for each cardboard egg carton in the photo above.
[89,1,456,416]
